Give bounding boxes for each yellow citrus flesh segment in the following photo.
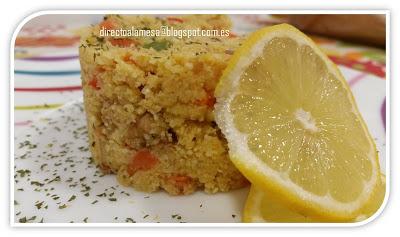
[214,24,381,221]
[243,175,386,223]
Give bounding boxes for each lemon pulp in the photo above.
[231,37,373,203]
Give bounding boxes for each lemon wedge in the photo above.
[243,174,386,223]
[214,24,381,221]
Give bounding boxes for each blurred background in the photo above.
[13,13,386,137]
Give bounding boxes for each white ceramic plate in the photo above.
[12,73,387,223]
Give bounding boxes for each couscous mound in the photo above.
[79,14,248,195]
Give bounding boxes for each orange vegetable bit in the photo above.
[88,78,99,90]
[99,18,117,30]
[122,54,138,65]
[108,38,137,47]
[166,17,184,24]
[99,163,112,174]
[128,149,159,175]
[167,175,193,193]
[88,67,105,90]
[95,65,107,73]
[195,91,216,108]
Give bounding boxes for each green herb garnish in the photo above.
[143,39,171,51]
[125,217,136,223]
[68,195,76,202]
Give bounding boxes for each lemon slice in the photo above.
[214,24,381,221]
[243,174,386,223]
